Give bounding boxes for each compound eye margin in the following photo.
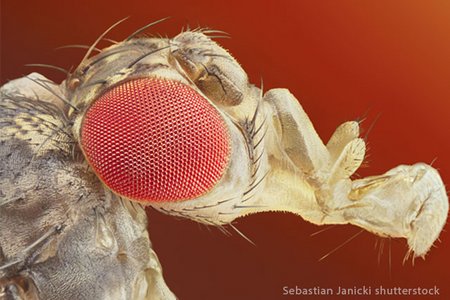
[80,77,231,203]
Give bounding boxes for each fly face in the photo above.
[1,19,448,300]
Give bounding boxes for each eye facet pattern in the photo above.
[81,77,231,203]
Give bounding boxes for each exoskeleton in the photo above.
[1,19,448,299]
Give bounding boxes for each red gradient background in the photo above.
[2,1,449,299]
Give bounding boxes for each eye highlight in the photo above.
[80,77,231,203]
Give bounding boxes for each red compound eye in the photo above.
[80,77,231,203]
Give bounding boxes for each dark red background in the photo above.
[2,1,449,299]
